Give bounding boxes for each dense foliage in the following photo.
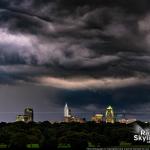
[0,121,148,149]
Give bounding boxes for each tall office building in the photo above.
[24,108,34,122]
[64,103,85,123]
[64,103,71,117]
[105,106,114,123]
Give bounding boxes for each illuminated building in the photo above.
[24,108,34,122]
[64,103,72,122]
[65,116,85,123]
[118,118,127,124]
[16,115,25,122]
[105,106,115,123]
[91,114,103,123]
[64,103,71,118]
[71,116,86,123]
[118,118,136,124]
[64,103,85,123]
[16,115,30,122]
[126,119,136,124]
[16,107,34,123]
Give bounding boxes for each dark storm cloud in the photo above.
[59,84,150,109]
[0,0,150,81]
[0,0,150,121]
[49,83,150,121]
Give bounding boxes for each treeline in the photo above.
[0,121,148,149]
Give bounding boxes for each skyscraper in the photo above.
[105,106,114,123]
[24,108,34,122]
[64,103,71,118]
[64,103,85,123]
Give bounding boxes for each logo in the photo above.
[134,124,150,143]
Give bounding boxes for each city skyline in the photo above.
[0,0,149,122]
[13,104,137,124]
[0,103,145,123]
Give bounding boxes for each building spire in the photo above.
[65,103,68,108]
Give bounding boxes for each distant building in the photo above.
[16,115,24,122]
[74,117,86,123]
[118,118,136,124]
[118,118,127,124]
[126,119,136,124]
[64,116,71,123]
[105,106,115,123]
[16,107,34,123]
[16,115,30,122]
[64,103,72,122]
[64,103,71,118]
[91,114,103,123]
[65,116,85,123]
[24,108,34,122]
[64,103,85,123]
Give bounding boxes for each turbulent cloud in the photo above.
[0,0,149,84]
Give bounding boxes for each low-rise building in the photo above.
[91,114,103,123]
[16,107,34,123]
[16,115,30,122]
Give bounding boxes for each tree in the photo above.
[9,132,29,148]
[58,131,88,150]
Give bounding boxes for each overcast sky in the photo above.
[0,0,150,122]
